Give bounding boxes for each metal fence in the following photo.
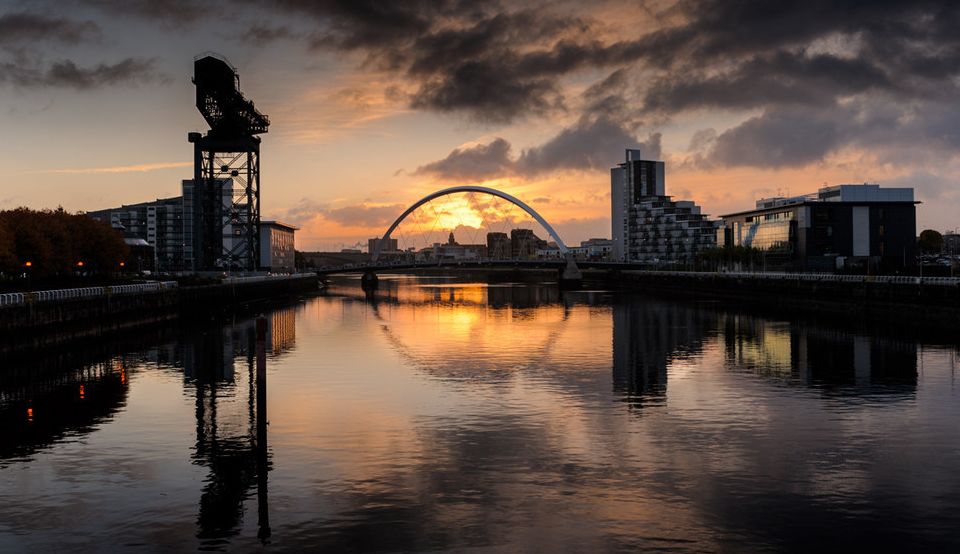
[221,274,313,285]
[631,271,960,287]
[0,281,178,308]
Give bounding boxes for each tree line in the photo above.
[0,208,128,278]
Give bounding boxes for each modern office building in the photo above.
[260,221,297,271]
[611,149,718,263]
[717,183,918,272]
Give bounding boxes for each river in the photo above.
[2,275,959,552]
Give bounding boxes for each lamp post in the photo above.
[24,261,32,290]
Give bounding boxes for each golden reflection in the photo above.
[270,307,297,355]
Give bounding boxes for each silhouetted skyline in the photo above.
[2,1,959,249]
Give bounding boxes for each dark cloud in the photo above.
[414,116,662,181]
[708,108,840,168]
[241,24,295,46]
[0,12,100,45]
[414,138,513,181]
[518,117,657,175]
[0,58,161,89]
[80,0,214,26]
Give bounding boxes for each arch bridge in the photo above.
[332,186,582,288]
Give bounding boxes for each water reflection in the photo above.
[613,299,716,408]
[0,360,128,463]
[722,314,918,393]
[184,311,293,546]
[2,281,959,551]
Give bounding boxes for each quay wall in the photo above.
[1,275,320,352]
[588,270,960,325]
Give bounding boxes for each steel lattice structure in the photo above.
[189,54,269,271]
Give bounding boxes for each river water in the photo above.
[2,275,960,552]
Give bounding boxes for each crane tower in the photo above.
[188,54,269,271]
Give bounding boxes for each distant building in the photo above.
[943,233,960,255]
[487,232,511,259]
[717,183,918,272]
[424,232,486,261]
[89,177,293,272]
[260,221,297,271]
[511,228,547,259]
[570,238,613,260]
[611,149,717,263]
[88,195,186,271]
[368,237,398,256]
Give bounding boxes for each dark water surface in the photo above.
[2,276,960,552]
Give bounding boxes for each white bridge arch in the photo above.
[371,185,573,264]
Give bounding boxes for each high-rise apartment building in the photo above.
[611,149,717,263]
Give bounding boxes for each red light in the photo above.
[76,261,84,267]
[27,407,33,422]
[24,261,32,268]
[79,385,85,399]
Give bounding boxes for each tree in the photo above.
[918,229,944,253]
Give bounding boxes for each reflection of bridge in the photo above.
[346,186,584,289]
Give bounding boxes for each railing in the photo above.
[0,281,178,308]
[630,270,960,287]
[221,273,315,284]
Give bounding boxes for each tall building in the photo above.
[717,183,918,272]
[486,232,510,259]
[611,149,717,263]
[89,178,293,273]
[183,178,253,271]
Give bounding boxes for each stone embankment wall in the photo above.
[590,270,960,325]
[0,275,320,352]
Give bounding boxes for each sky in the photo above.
[2,0,959,251]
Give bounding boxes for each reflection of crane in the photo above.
[189,317,271,546]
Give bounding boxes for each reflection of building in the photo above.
[511,228,547,259]
[487,232,510,259]
[723,315,918,389]
[717,184,918,272]
[612,300,715,407]
[269,307,296,355]
[259,221,297,271]
[0,360,129,460]
[611,149,718,263]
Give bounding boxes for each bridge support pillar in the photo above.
[361,271,379,290]
[559,258,583,290]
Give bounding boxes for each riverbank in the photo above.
[586,269,960,328]
[0,274,320,353]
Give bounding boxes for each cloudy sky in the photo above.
[2,0,959,250]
